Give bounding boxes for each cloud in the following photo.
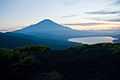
[63,0,80,5]
[91,17,120,22]
[87,17,120,23]
[114,0,120,4]
[107,19,120,22]
[86,11,120,15]
[64,23,104,26]
[0,26,25,32]
[0,29,8,32]
[0,29,8,31]
[61,14,78,18]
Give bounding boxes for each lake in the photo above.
[68,36,118,44]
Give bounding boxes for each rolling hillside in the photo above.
[0,32,40,48]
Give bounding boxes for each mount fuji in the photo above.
[14,19,71,35]
[4,19,83,49]
[4,19,110,49]
[13,19,100,38]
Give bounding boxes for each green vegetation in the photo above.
[0,45,51,65]
[0,48,35,65]
[68,43,120,54]
[0,48,13,63]
[0,43,120,80]
[1,43,120,65]
[19,56,35,64]
[14,45,51,52]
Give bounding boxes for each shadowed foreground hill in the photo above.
[0,43,120,80]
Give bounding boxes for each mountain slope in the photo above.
[14,19,101,38]
[8,19,83,49]
[5,19,116,49]
[0,32,80,49]
[13,19,113,37]
[0,32,40,48]
[14,19,73,35]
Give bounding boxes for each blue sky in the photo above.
[0,0,120,32]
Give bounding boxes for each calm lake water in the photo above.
[68,37,117,44]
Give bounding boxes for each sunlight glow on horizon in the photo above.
[64,20,120,30]
[0,19,120,32]
[0,0,120,32]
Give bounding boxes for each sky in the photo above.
[0,0,120,32]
